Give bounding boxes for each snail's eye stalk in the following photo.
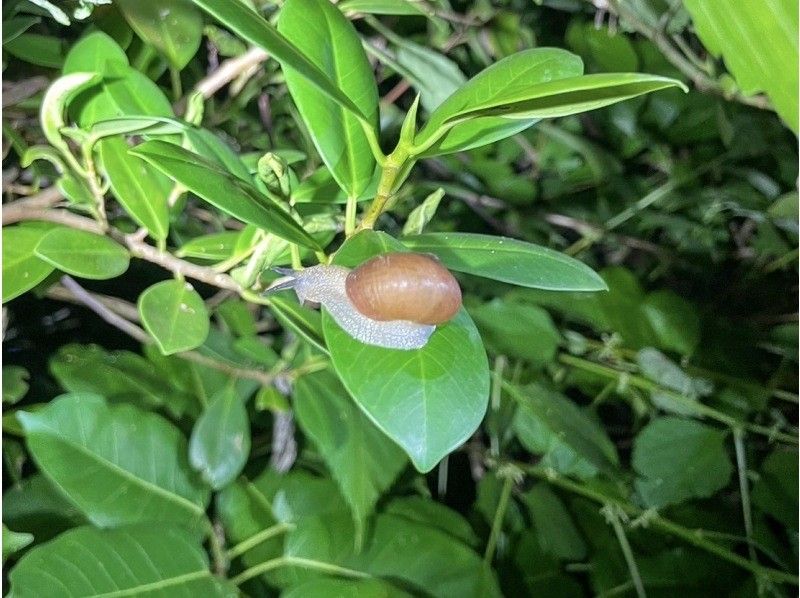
[263,270,299,295]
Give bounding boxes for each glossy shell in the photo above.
[345,252,462,325]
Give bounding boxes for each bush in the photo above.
[3,0,797,595]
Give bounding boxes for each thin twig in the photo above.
[194,47,269,99]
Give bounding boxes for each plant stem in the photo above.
[733,428,759,569]
[230,556,370,586]
[557,353,798,444]
[344,194,357,237]
[226,522,294,561]
[358,157,403,230]
[604,505,647,598]
[484,473,514,563]
[169,67,183,101]
[521,465,798,586]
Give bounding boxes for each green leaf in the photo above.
[188,0,367,123]
[324,231,490,472]
[522,485,586,561]
[138,280,210,355]
[49,343,192,416]
[641,290,701,355]
[3,366,29,405]
[8,525,233,597]
[4,33,66,68]
[284,578,413,598]
[294,369,407,527]
[114,0,203,69]
[182,127,252,183]
[635,348,712,416]
[413,48,584,156]
[63,32,173,127]
[509,383,619,476]
[632,417,733,508]
[339,0,428,16]
[18,393,210,528]
[2,224,55,302]
[98,135,171,241]
[682,0,798,132]
[2,16,41,44]
[131,140,321,250]
[176,231,243,261]
[403,232,607,291]
[35,228,130,280]
[2,524,33,564]
[278,0,379,197]
[384,495,479,547]
[402,188,443,235]
[189,385,251,490]
[39,71,100,157]
[269,295,328,354]
[751,449,798,528]
[470,300,560,365]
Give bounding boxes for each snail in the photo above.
[267,252,462,350]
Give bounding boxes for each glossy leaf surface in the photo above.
[2,224,56,302]
[18,393,209,529]
[324,231,490,472]
[403,232,607,291]
[131,140,321,250]
[35,228,130,280]
[138,280,210,355]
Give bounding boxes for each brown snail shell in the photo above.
[345,252,462,325]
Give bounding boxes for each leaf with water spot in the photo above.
[138,280,210,355]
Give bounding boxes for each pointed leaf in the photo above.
[17,393,210,528]
[189,386,251,490]
[403,232,607,291]
[35,228,130,280]
[278,0,379,196]
[138,280,210,355]
[9,525,233,597]
[324,231,490,472]
[131,140,322,250]
[2,224,56,302]
[294,369,407,525]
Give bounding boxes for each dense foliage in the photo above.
[2,0,797,596]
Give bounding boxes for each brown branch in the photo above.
[2,187,67,222]
[51,279,276,387]
[193,47,269,99]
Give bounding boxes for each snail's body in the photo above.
[269,253,461,350]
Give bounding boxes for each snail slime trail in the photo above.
[266,253,462,350]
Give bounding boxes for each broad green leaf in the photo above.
[2,474,86,544]
[682,0,798,132]
[182,127,252,183]
[176,231,242,261]
[2,525,33,564]
[403,232,607,291]
[384,495,479,547]
[2,16,41,44]
[2,224,55,302]
[189,386,251,490]
[99,135,171,241]
[470,300,560,365]
[413,48,584,156]
[35,228,130,280]
[4,33,66,68]
[339,0,428,16]
[632,417,733,508]
[131,140,321,250]
[751,449,798,528]
[284,578,413,598]
[566,21,639,73]
[294,369,407,528]
[641,290,701,355]
[508,383,619,476]
[138,280,210,355]
[8,525,233,597]
[635,348,712,416]
[115,0,203,69]
[324,231,490,472]
[522,485,586,561]
[49,343,192,416]
[18,393,210,528]
[279,0,379,197]
[188,0,367,122]
[3,366,29,405]
[63,32,173,127]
